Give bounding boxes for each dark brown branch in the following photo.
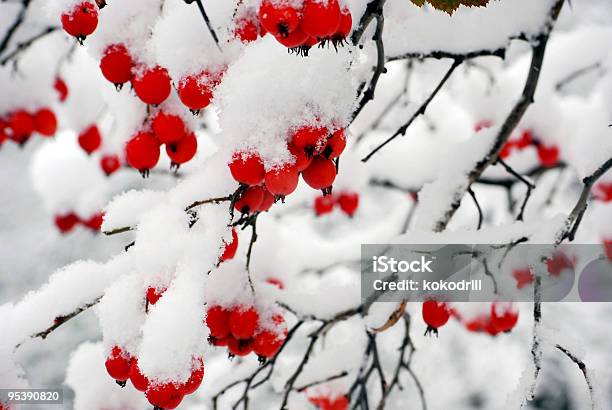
[184,195,232,211]
[0,26,59,66]
[351,0,387,46]
[555,344,595,409]
[362,58,462,162]
[497,158,535,221]
[184,0,222,52]
[387,47,506,62]
[103,226,134,236]
[467,187,483,230]
[432,0,565,232]
[555,62,604,92]
[295,371,349,392]
[0,0,31,56]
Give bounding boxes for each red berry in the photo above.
[125,131,160,173]
[274,28,309,48]
[321,128,346,159]
[178,72,214,111]
[105,346,131,381]
[78,125,102,154]
[517,129,533,149]
[604,238,612,261]
[258,0,300,37]
[61,2,98,41]
[33,108,57,136]
[266,277,284,289]
[229,306,259,340]
[265,163,299,196]
[146,382,184,409]
[545,252,574,277]
[229,152,266,185]
[100,154,121,176]
[131,66,171,105]
[7,110,34,144]
[490,303,519,333]
[184,357,205,395]
[0,121,7,146]
[314,194,334,216]
[422,300,450,332]
[291,126,328,155]
[537,144,559,167]
[146,286,167,305]
[302,156,336,191]
[512,268,534,289]
[234,186,265,214]
[206,306,231,339]
[333,8,352,40]
[253,330,284,358]
[257,188,276,212]
[235,17,259,43]
[152,111,187,144]
[55,212,80,233]
[54,77,69,102]
[474,120,493,132]
[594,182,612,202]
[166,132,197,165]
[499,142,513,159]
[83,212,104,231]
[337,192,359,217]
[287,142,312,171]
[227,336,254,357]
[100,44,133,86]
[220,228,238,262]
[129,358,149,392]
[302,0,342,39]
[210,336,229,347]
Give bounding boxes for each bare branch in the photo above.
[467,187,483,230]
[555,344,596,409]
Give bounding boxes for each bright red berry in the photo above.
[545,252,574,277]
[301,0,342,39]
[516,129,533,149]
[206,306,231,339]
[0,121,6,146]
[166,132,197,166]
[513,268,534,289]
[302,156,336,191]
[100,44,133,86]
[499,141,514,159]
[184,357,205,395]
[337,192,359,217]
[220,228,238,262]
[146,382,184,409]
[55,212,80,233]
[291,126,328,155]
[265,163,299,196]
[105,346,131,381]
[7,110,34,144]
[54,77,69,102]
[422,300,450,334]
[61,2,98,41]
[537,144,559,167]
[125,131,160,173]
[83,212,104,231]
[78,125,102,154]
[258,0,300,37]
[287,142,312,171]
[490,303,519,333]
[146,286,167,305]
[229,306,259,340]
[333,8,352,41]
[33,108,57,136]
[152,111,187,144]
[131,66,171,105]
[314,194,334,216]
[129,358,149,392]
[178,72,214,112]
[229,152,266,185]
[234,17,259,43]
[253,330,284,358]
[321,128,346,159]
[257,188,276,212]
[274,28,309,48]
[594,182,612,202]
[227,336,254,357]
[234,186,265,214]
[100,154,121,176]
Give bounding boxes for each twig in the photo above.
[467,187,483,230]
[103,226,134,236]
[526,277,542,404]
[294,371,349,392]
[555,344,595,409]
[555,62,604,92]
[0,0,31,57]
[361,59,462,162]
[184,195,232,211]
[187,0,223,52]
[387,47,506,62]
[497,158,535,221]
[245,215,258,294]
[0,26,59,66]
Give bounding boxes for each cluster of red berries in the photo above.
[75,124,123,176]
[229,125,347,202]
[308,394,349,410]
[463,303,519,336]
[205,305,287,360]
[124,110,198,176]
[0,108,57,148]
[61,1,99,43]
[314,191,359,217]
[99,41,224,112]
[511,252,575,290]
[257,0,352,55]
[475,123,561,168]
[54,77,69,102]
[105,345,204,410]
[55,212,104,234]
